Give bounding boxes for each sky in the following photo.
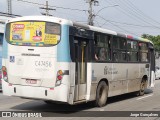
[0,0,160,37]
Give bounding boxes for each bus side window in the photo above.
[140,52,148,62]
[127,40,138,62]
[94,33,111,62]
[99,48,107,61]
[113,52,118,62]
[112,36,127,62]
[94,47,99,61]
[94,35,99,61]
[139,42,148,62]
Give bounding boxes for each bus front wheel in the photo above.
[95,81,108,107]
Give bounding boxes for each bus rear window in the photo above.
[5,21,61,46]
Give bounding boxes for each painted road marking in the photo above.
[136,94,153,100]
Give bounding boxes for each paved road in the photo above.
[0,80,160,120]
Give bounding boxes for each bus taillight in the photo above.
[55,70,64,86]
[2,66,8,82]
[57,75,63,80]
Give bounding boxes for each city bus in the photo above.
[2,16,155,107]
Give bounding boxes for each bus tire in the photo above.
[95,81,108,107]
[139,80,146,96]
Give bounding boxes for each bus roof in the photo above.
[72,21,152,44]
[8,16,73,26]
[7,16,153,44]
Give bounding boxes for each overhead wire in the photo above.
[15,0,88,20]
[124,0,160,26]
[116,0,160,28]
[97,15,139,36]
[16,0,88,12]
[55,11,87,21]
[99,19,160,29]
[15,0,160,36]
[101,0,160,35]
[104,0,160,29]
[103,0,148,25]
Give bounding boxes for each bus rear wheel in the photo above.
[95,81,108,107]
[139,80,146,96]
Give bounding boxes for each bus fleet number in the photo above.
[35,61,52,68]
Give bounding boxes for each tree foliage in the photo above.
[141,34,160,51]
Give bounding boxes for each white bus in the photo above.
[2,16,155,107]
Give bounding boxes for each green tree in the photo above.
[142,34,160,51]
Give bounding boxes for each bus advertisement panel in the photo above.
[9,22,60,46]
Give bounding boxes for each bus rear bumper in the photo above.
[2,80,69,103]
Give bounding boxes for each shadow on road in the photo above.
[11,89,153,113]
[11,100,96,113]
[144,89,153,94]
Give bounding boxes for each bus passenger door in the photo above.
[74,38,88,101]
[149,47,155,87]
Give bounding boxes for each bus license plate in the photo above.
[26,79,37,84]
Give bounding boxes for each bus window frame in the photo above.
[139,42,149,63]
[112,35,127,63]
[69,26,93,62]
[93,32,112,63]
[126,39,139,63]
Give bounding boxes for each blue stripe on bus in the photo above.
[57,25,71,62]
[2,38,8,59]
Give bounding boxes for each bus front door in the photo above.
[74,39,88,101]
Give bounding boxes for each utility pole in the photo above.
[87,0,99,26]
[40,1,55,16]
[7,0,12,14]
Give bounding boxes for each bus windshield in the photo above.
[5,21,61,47]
